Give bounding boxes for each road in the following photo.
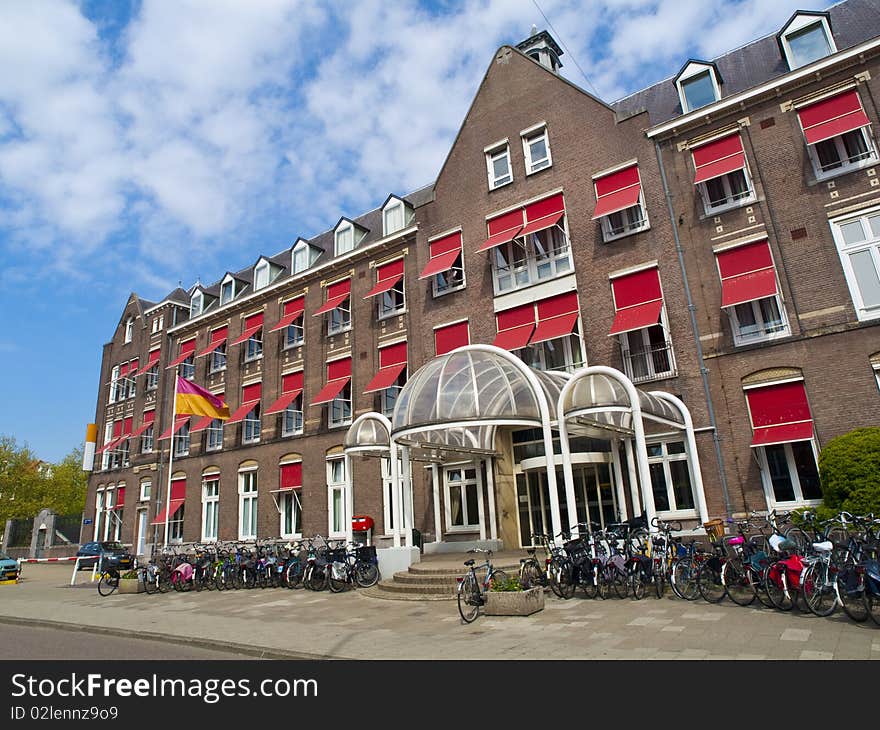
[0,623,257,660]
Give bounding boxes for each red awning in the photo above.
[150,480,186,525]
[746,380,814,447]
[112,486,125,510]
[189,415,214,433]
[230,313,264,346]
[266,371,304,414]
[264,390,303,415]
[798,89,871,146]
[280,462,303,490]
[492,304,535,351]
[166,339,196,368]
[609,267,664,336]
[130,411,154,439]
[269,297,306,332]
[157,416,189,441]
[592,164,641,219]
[311,378,349,405]
[96,438,121,455]
[226,400,260,425]
[196,327,228,357]
[364,342,407,393]
[518,211,564,238]
[434,321,469,356]
[531,292,579,345]
[314,280,351,316]
[480,208,523,252]
[692,133,747,185]
[716,240,779,308]
[364,259,404,299]
[133,348,160,377]
[420,232,462,279]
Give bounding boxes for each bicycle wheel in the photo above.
[308,566,328,591]
[519,560,543,590]
[722,557,756,607]
[800,561,837,617]
[457,574,481,623]
[611,571,629,599]
[865,590,880,626]
[98,572,118,596]
[837,564,869,622]
[763,563,794,611]
[286,563,304,589]
[157,569,171,593]
[355,562,379,588]
[580,564,599,600]
[671,558,698,600]
[746,563,774,608]
[696,558,726,603]
[328,567,348,593]
[547,557,568,598]
[654,561,667,600]
[782,527,809,554]
[554,561,576,600]
[630,571,646,600]
[143,569,158,595]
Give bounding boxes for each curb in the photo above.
[0,615,339,661]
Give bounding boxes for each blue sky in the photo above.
[0,0,832,463]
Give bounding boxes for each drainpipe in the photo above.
[653,140,733,518]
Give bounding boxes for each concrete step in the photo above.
[406,561,521,576]
[373,579,455,595]
[359,585,454,601]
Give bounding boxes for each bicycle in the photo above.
[456,549,510,623]
[97,565,120,596]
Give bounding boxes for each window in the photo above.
[202,477,219,542]
[243,405,261,444]
[282,394,304,437]
[221,279,235,304]
[592,165,649,242]
[118,439,130,469]
[328,300,351,335]
[101,423,113,471]
[383,201,406,236]
[327,456,346,538]
[244,330,262,362]
[335,223,355,256]
[206,419,224,451]
[700,169,755,213]
[144,364,159,391]
[646,441,696,515]
[284,314,304,349]
[151,315,163,334]
[190,292,203,318]
[780,16,835,70]
[873,355,880,392]
[93,490,105,540]
[602,200,649,241]
[620,324,675,383]
[174,421,190,457]
[729,297,789,345]
[423,232,466,298]
[830,208,880,321]
[433,254,465,297]
[522,125,551,174]
[382,458,410,534]
[179,355,195,380]
[238,469,258,540]
[492,224,570,294]
[486,143,512,189]
[759,441,822,507]
[516,332,584,374]
[124,317,133,343]
[108,365,120,404]
[140,424,154,454]
[210,342,227,373]
[680,69,718,112]
[378,278,405,319]
[254,262,270,291]
[380,369,406,419]
[329,382,352,428]
[809,128,877,178]
[292,243,310,274]
[168,503,184,544]
[280,490,302,538]
[445,466,480,530]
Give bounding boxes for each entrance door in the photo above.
[516,463,619,547]
[136,509,147,557]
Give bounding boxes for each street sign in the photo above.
[83,518,93,525]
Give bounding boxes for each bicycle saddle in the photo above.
[464,559,475,567]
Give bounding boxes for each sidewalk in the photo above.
[2,564,878,660]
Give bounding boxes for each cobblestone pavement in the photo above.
[2,565,878,660]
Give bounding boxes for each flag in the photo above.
[175,377,230,419]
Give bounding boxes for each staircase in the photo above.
[361,555,524,601]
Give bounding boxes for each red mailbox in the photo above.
[352,515,374,531]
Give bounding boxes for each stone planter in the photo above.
[117,578,144,594]
[484,587,544,616]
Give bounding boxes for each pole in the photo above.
[164,377,178,548]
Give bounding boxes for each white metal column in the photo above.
[432,464,442,544]
[610,439,629,521]
[485,458,498,541]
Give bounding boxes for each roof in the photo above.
[611,0,879,125]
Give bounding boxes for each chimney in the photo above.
[516,28,563,73]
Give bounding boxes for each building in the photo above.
[83,1,880,559]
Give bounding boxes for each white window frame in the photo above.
[646,439,698,519]
[728,295,790,346]
[292,241,310,273]
[209,342,227,373]
[282,394,304,437]
[167,502,184,544]
[380,368,406,419]
[244,330,263,362]
[206,419,224,451]
[521,124,552,174]
[807,126,878,181]
[757,440,823,510]
[382,457,411,535]
[151,315,163,334]
[378,278,405,320]
[280,488,302,539]
[238,468,258,541]
[444,465,482,532]
[335,223,355,256]
[101,422,113,471]
[873,358,880,392]
[485,142,512,190]
[139,479,151,502]
[383,200,406,237]
[432,252,466,298]
[329,382,352,429]
[220,277,236,305]
[829,207,880,321]
[124,317,133,343]
[699,167,756,215]
[327,299,351,336]
[601,194,650,242]
[202,477,219,542]
[253,261,270,291]
[93,488,105,540]
[174,422,190,457]
[676,64,721,113]
[515,330,585,375]
[780,16,836,71]
[242,405,261,444]
[108,365,120,405]
[491,219,572,295]
[141,424,154,454]
[619,314,676,384]
[145,364,159,392]
[190,292,203,318]
[284,314,304,349]
[326,456,347,539]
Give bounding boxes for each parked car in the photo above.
[0,552,19,581]
[75,542,134,570]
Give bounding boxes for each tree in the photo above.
[816,427,880,519]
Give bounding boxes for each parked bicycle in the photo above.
[457,549,510,623]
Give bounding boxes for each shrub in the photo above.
[816,427,880,518]
[490,574,523,592]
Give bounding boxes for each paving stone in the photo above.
[661,625,685,632]
[800,650,834,660]
[780,628,812,642]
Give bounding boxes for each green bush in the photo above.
[490,574,523,592]
[815,427,880,519]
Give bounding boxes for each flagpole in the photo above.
[164,376,178,548]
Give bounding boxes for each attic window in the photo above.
[254,262,270,291]
[190,292,203,317]
[383,201,406,236]
[221,279,235,304]
[124,317,134,344]
[335,223,355,256]
[678,68,719,113]
[292,241,312,274]
[780,16,836,70]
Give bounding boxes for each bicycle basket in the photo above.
[563,539,589,565]
[328,548,347,564]
[703,519,725,543]
[356,545,378,564]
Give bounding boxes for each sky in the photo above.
[0,0,834,463]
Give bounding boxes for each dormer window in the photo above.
[383,197,410,237]
[778,12,836,70]
[124,317,133,343]
[220,276,237,305]
[292,239,320,274]
[335,223,355,256]
[253,261,270,291]
[190,291,203,317]
[675,62,721,114]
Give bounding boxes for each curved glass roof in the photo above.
[343,416,390,454]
